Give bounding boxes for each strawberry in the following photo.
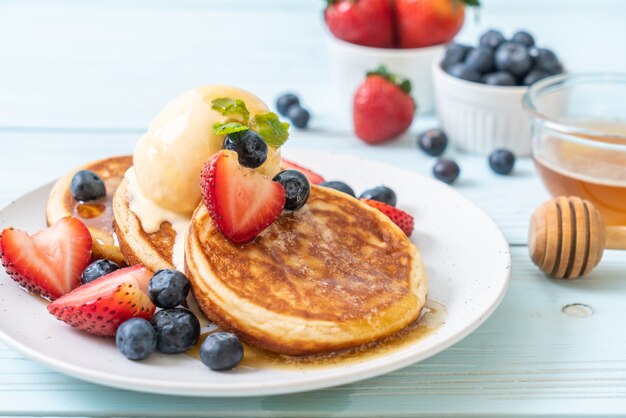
[361,199,414,236]
[280,158,325,185]
[1,217,92,300]
[396,0,479,48]
[48,265,155,337]
[201,150,286,244]
[324,0,394,48]
[353,66,416,144]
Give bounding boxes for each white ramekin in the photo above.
[327,34,444,115]
[432,60,531,155]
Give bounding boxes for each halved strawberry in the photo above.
[48,265,155,337]
[280,158,325,185]
[1,217,92,300]
[361,199,415,237]
[201,150,286,244]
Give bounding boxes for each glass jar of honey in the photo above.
[524,74,626,226]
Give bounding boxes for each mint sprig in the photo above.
[252,112,290,147]
[212,122,249,136]
[211,98,250,124]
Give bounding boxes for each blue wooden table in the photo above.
[2,1,626,416]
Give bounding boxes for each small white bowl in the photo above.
[327,33,444,115]
[433,60,531,155]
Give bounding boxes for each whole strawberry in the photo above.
[353,66,416,144]
[396,0,480,48]
[324,0,394,48]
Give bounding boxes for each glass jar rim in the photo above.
[523,73,626,148]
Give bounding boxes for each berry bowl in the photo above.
[327,33,444,116]
[432,60,531,155]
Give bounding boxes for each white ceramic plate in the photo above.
[0,150,511,397]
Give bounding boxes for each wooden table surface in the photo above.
[1,1,626,416]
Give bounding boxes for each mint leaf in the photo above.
[212,122,249,136]
[252,112,290,147]
[211,98,250,123]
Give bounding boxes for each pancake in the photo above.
[47,156,133,264]
[185,185,427,356]
[112,178,178,272]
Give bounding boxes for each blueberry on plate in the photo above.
[433,160,460,185]
[81,259,120,285]
[529,48,563,74]
[200,332,244,371]
[494,42,533,78]
[464,47,494,74]
[359,186,397,207]
[151,308,201,354]
[224,130,268,169]
[273,170,310,210]
[482,71,517,86]
[523,69,551,86]
[276,93,300,116]
[116,318,157,361]
[479,29,505,50]
[287,105,310,129]
[319,181,355,197]
[442,43,471,68]
[148,269,191,309]
[417,129,448,157]
[489,148,516,175]
[446,64,481,83]
[511,30,535,48]
[70,170,106,202]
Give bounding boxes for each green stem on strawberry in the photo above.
[366,65,412,94]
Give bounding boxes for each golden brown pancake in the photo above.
[47,156,133,264]
[112,179,177,272]
[185,186,427,356]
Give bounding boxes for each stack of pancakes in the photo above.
[47,157,427,355]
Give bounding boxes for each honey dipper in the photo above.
[528,196,626,279]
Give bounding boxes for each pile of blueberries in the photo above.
[276,93,310,129]
[443,29,564,86]
[416,129,516,184]
[83,261,243,371]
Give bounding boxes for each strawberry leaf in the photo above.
[252,112,290,147]
[211,98,250,124]
[366,65,412,94]
[213,122,249,136]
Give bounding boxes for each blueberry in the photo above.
[116,318,157,361]
[433,160,460,184]
[442,43,470,68]
[446,64,481,83]
[489,148,516,175]
[224,130,268,169]
[273,170,310,210]
[359,186,397,207]
[418,129,448,157]
[148,269,190,309]
[479,29,505,50]
[464,47,494,74]
[70,170,106,202]
[200,332,244,371]
[151,308,200,354]
[494,42,533,77]
[529,48,563,74]
[511,30,535,48]
[523,69,551,86]
[482,71,517,86]
[319,181,355,197]
[81,259,120,285]
[287,105,310,129]
[276,93,300,116]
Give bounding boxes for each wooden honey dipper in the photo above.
[529,196,626,279]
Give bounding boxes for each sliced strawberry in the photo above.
[201,150,286,244]
[1,217,92,300]
[281,158,325,185]
[48,265,155,337]
[361,199,415,237]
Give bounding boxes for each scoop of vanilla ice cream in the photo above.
[133,85,282,214]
